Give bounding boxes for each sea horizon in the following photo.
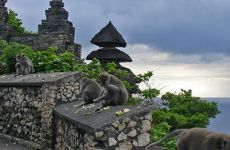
[204,97,230,134]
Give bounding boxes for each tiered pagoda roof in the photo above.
[87,21,132,63]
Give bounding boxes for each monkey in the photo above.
[79,77,103,105]
[15,54,34,76]
[145,128,230,150]
[93,72,128,107]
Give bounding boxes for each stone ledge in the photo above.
[0,72,81,87]
[53,100,157,134]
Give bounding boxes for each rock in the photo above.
[123,117,131,123]
[95,131,104,138]
[133,140,138,147]
[141,120,151,132]
[4,101,10,107]
[127,129,137,137]
[112,121,120,128]
[50,94,56,98]
[107,126,119,138]
[127,120,137,128]
[118,123,126,131]
[117,132,127,141]
[138,132,150,147]
[51,86,58,90]
[117,140,132,150]
[108,137,117,146]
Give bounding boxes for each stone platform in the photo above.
[54,100,156,133]
[0,72,79,87]
[53,101,157,149]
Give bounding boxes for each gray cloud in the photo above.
[7,0,230,56]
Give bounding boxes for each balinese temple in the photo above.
[86,21,140,93]
[0,0,81,60]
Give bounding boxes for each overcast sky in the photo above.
[7,0,230,97]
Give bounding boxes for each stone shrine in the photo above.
[87,21,141,93]
[37,0,80,57]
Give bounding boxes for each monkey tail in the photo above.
[145,129,186,150]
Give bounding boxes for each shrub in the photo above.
[151,122,176,150]
[0,40,78,74]
[8,9,25,34]
[151,89,220,149]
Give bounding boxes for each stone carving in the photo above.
[15,54,34,76]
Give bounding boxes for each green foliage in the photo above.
[151,122,176,150]
[106,62,129,79]
[126,97,143,106]
[135,71,161,104]
[0,40,134,93]
[8,9,25,34]
[0,40,78,74]
[141,88,160,101]
[161,89,219,119]
[74,58,104,79]
[137,71,153,87]
[151,89,220,149]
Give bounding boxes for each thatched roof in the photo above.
[86,48,132,62]
[90,21,127,47]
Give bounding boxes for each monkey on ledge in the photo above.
[94,72,128,107]
[15,54,34,76]
[80,72,128,107]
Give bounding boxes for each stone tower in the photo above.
[37,0,81,59]
[87,21,141,93]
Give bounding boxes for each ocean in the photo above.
[206,98,230,134]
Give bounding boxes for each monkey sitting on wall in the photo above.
[79,77,103,105]
[93,72,128,107]
[15,54,34,76]
[145,128,230,150]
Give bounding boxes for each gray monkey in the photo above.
[15,54,34,76]
[145,128,230,150]
[94,72,128,107]
[79,77,103,105]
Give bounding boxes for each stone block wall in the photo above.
[53,101,156,150]
[8,34,39,47]
[0,72,81,149]
[55,113,153,150]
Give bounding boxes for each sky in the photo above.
[7,0,230,97]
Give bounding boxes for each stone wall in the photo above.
[0,72,81,149]
[55,113,153,150]
[53,101,156,150]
